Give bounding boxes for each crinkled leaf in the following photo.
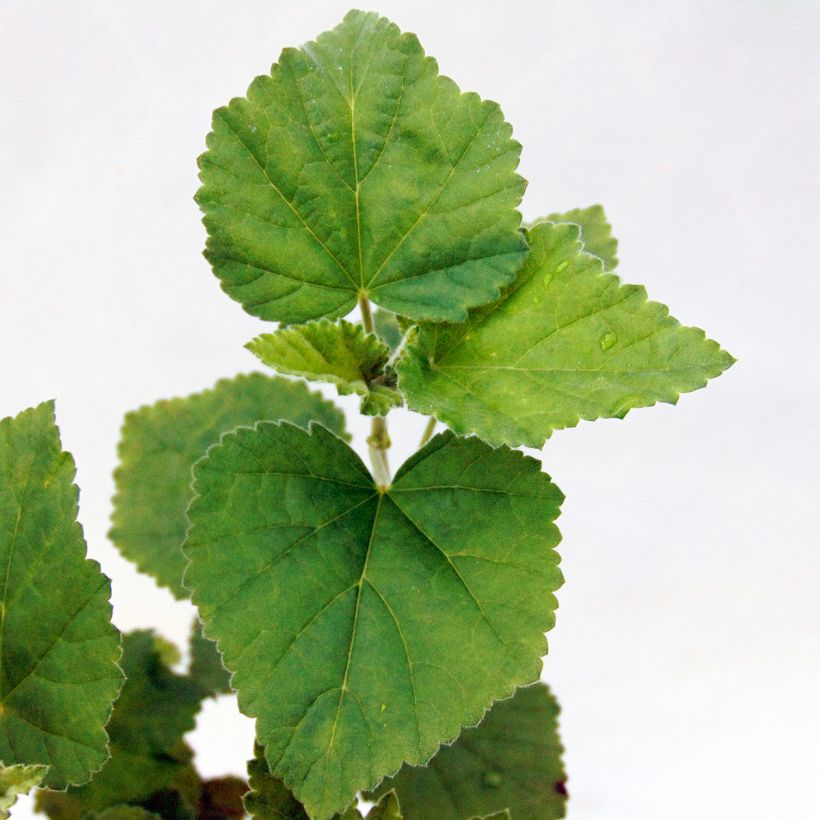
[0,762,47,818]
[397,221,735,447]
[534,204,618,270]
[369,683,566,819]
[110,372,347,598]
[247,320,401,416]
[0,402,122,788]
[189,620,232,697]
[36,631,202,814]
[196,9,527,324]
[185,425,563,818]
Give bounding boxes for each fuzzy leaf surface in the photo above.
[539,204,618,269]
[196,10,527,324]
[36,631,202,814]
[110,373,347,598]
[185,426,563,818]
[370,682,566,819]
[397,221,734,447]
[248,320,401,416]
[0,402,122,788]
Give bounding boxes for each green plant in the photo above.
[0,10,733,819]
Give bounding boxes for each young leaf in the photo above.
[373,309,405,353]
[110,373,347,598]
[189,620,232,697]
[36,631,203,814]
[397,221,734,447]
[368,683,567,819]
[196,9,527,324]
[185,425,563,819]
[0,402,122,788]
[247,320,401,416]
[0,762,47,819]
[537,204,618,270]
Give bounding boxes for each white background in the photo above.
[2,1,819,817]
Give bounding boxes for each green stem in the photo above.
[360,293,391,488]
[419,417,436,448]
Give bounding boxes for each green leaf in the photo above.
[185,425,563,819]
[91,808,161,820]
[110,372,348,598]
[373,310,404,353]
[244,743,309,819]
[0,402,122,788]
[247,320,401,416]
[367,791,402,820]
[534,205,618,270]
[369,683,566,819]
[189,620,232,697]
[0,762,47,819]
[36,631,203,813]
[397,221,735,447]
[196,9,527,324]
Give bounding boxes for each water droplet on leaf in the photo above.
[599,331,617,351]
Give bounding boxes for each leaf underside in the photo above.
[196,9,527,324]
[110,372,347,598]
[185,425,563,819]
[369,682,567,819]
[0,402,122,788]
[397,221,735,447]
[0,762,47,819]
[247,320,401,416]
[35,631,203,814]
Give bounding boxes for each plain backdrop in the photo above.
[2,1,819,817]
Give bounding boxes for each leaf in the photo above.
[196,9,527,324]
[36,631,203,814]
[198,776,247,818]
[369,683,567,819]
[0,762,47,819]
[536,204,618,270]
[189,620,232,697]
[367,791,402,819]
[244,743,309,819]
[91,808,161,820]
[110,372,348,598]
[247,320,401,416]
[373,310,404,353]
[185,425,563,819]
[397,221,735,447]
[0,402,122,788]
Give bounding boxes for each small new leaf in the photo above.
[369,683,566,819]
[0,762,47,819]
[110,373,347,598]
[247,320,401,416]
[185,425,563,818]
[196,10,527,324]
[397,221,734,447]
[0,402,122,788]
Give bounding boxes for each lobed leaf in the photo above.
[110,373,347,598]
[185,425,563,818]
[369,682,567,819]
[397,221,735,447]
[247,320,401,416]
[196,9,527,324]
[0,402,122,788]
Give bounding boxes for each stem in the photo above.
[419,417,436,448]
[360,293,391,488]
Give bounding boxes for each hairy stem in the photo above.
[360,293,391,487]
[419,417,436,448]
